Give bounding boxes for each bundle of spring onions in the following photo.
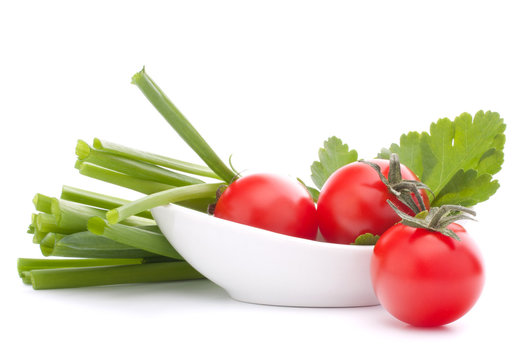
[19,68,237,290]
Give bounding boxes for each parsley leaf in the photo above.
[297,178,320,202]
[379,110,506,207]
[431,170,500,207]
[354,233,380,245]
[310,136,358,189]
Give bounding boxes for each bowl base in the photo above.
[227,291,380,308]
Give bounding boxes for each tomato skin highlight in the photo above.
[371,223,484,327]
[213,173,319,240]
[316,160,429,244]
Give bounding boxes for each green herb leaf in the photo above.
[311,136,358,189]
[353,233,380,245]
[297,178,320,202]
[379,110,505,207]
[432,170,500,207]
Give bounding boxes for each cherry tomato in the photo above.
[316,160,429,244]
[213,173,318,240]
[371,222,484,327]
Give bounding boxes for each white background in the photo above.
[1,1,525,359]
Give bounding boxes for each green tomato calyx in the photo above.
[387,200,476,241]
[360,153,432,214]
[207,184,228,215]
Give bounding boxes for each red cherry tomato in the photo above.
[371,222,484,327]
[213,173,318,240]
[316,160,429,244]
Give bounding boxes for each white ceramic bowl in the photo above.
[152,204,379,307]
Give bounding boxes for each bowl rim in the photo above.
[153,203,375,253]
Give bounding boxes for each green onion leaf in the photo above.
[93,138,220,179]
[26,261,204,290]
[77,140,204,187]
[131,67,237,183]
[87,217,183,260]
[39,231,160,259]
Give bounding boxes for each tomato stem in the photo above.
[387,153,402,184]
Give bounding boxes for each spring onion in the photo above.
[26,261,204,290]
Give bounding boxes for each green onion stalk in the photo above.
[19,67,245,290]
[92,138,221,180]
[131,67,238,184]
[76,140,205,187]
[25,261,204,290]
